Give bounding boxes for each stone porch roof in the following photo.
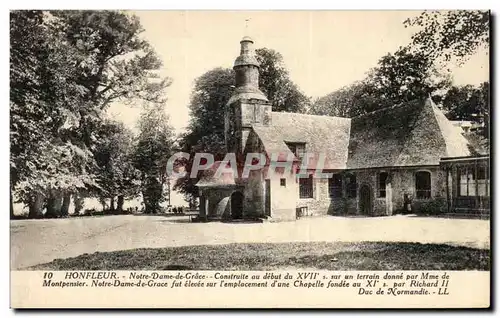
[196,161,237,187]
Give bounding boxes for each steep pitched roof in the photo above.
[347,97,471,169]
[252,112,351,169]
[431,102,472,158]
[248,98,471,171]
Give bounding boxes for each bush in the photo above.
[413,198,448,215]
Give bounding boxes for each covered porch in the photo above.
[440,155,490,217]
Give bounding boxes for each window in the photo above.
[415,171,431,199]
[286,142,306,160]
[299,175,314,198]
[459,168,475,196]
[328,174,343,198]
[280,178,286,187]
[459,166,489,197]
[378,172,388,198]
[477,167,489,197]
[345,173,357,198]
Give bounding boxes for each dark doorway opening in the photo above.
[231,191,244,219]
[359,184,372,216]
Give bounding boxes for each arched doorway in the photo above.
[359,184,372,216]
[230,191,244,219]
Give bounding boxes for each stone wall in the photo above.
[389,166,446,214]
[242,170,265,218]
[297,177,331,216]
[293,166,447,217]
[199,187,234,219]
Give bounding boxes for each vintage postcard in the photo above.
[9,10,490,308]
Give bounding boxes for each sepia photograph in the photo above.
[9,9,491,308]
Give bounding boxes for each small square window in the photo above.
[280,178,286,187]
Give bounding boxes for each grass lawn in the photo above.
[31,242,490,271]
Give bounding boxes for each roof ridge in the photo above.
[352,98,425,119]
[429,99,472,157]
[272,111,351,121]
[431,104,448,152]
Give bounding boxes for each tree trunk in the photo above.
[142,190,150,214]
[117,195,124,213]
[45,192,63,218]
[61,193,71,217]
[28,192,44,219]
[484,116,490,139]
[110,197,116,212]
[73,192,85,215]
[99,198,107,212]
[10,187,14,219]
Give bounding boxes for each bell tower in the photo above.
[225,36,272,154]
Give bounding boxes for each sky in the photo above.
[107,10,489,134]
[106,11,489,206]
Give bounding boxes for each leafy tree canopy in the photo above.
[310,47,451,118]
[10,10,172,218]
[404,10,489,65]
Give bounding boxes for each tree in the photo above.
[404,10,489,65]
[51,11,169,111]
[10,11,91,218]
[403,10,490,149]
[309,80,385,117]
[256,48,310,113]
[10,11,55,217]
[442,84,481,120]
[10,10,170,218]
[370,47,451,106]
[46,11,170,217]
[310,47,451,118]
[173,68,232,202]
[94,119,140,213]
[442,82,489,139]
[133,104,175,214]
[175,48,309,199]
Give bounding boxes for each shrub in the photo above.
[414,198,448,215]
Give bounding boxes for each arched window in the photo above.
[415,171,431,199]
[378,172,388,198]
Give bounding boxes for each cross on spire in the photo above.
[245,18,251,34]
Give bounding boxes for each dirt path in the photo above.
[10,214,490,270]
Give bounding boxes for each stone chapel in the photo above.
[195,36,490,221]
